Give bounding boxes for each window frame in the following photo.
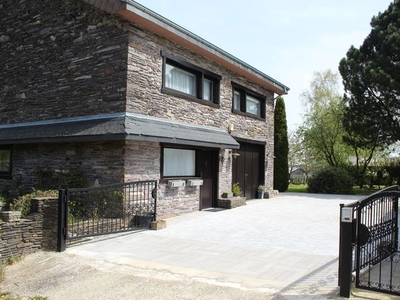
[161,145,200,179]
[161,51,221,107]
[231,82,266,120]
[0,145,12,179]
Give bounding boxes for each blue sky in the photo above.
[134,0,392,131]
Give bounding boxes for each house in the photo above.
[289,167,308,184]
[0,0,289,218]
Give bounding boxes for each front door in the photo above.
[232,142,264,199]
[198,150,218,209]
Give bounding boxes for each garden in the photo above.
[288,163,400,196]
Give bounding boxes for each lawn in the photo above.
[287,184,381,196]
[287,184,307,193]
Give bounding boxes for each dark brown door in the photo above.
[198,150,218,209]
[232,142,264,199]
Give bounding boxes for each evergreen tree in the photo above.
[274,97,289,192]
[339,1,400,146]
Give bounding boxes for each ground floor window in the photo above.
[0,146,11,178]
[163,147,196,177]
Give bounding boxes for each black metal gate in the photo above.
[57,180,157,252]
[339,186,400,297]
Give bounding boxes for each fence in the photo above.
[339,186,400,297]
[57,180,157,251]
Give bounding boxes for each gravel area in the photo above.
[1,251,276,300]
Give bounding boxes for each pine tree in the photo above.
[339,0,400,146]
[273,97,289,192]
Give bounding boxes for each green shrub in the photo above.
[232,182,242,196]
[307,167,354,195]
[9,190,58,217]
[65,167,86,188]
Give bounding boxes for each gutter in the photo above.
[120,0,290,95]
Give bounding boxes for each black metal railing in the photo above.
[339,186,400,297]
[57,180,157,251]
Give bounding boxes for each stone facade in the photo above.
[124,140,199,218]
[0,0,282,219]
[126,24,275,191]
[0,0,129,124]
[1,141,125,190]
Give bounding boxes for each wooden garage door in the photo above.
[232,142,265,199]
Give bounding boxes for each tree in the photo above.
[288,130,303,175]
[299,70,353,168]
[339,1,400,147]
[288,129,317,183]
[342,111,383,188]
[274,97,289,192]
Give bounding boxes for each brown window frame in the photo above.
[161,51,221,107]
[231,82,266,120]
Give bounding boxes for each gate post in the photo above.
[57,189,67,252]
[339,204,354,298]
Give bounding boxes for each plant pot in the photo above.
[222,192,233,198]
[133,213,154,228]
[257,190,264,199]
[0,210,22,222]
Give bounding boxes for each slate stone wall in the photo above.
[126,24,275,191]
[0,0,129,124]
[0,0,277,219]
[124,140,199,218]
[0,197,58,262]
[0,141,125,190]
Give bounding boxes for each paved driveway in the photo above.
[65,192,362,298]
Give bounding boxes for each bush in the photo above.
[9,190,58,217]
[232,182,242,196]
[307,167,354,195]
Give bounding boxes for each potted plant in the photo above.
[257,185,265,199]
[221,191,233,198]
[232,182,242,197]
[131,206,155,228]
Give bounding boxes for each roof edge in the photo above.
[0,113,125,129]
[119,0,289,94]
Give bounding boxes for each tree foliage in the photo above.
[288,129,315,183]
[339,0,400,147]
[299,70,352,168]
[274,97,289,192]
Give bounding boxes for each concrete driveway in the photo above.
[64,192,362,298]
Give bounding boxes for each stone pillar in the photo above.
[29,197,59,250]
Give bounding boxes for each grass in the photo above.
[353,186,381,196]
[287,184,382,196]
[287,184,308,193]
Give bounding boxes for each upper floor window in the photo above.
[246,95,261,116]
[162,51,220,106]
[165,64,196,96]
[0,146,11,178]
[232,82,266,119]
